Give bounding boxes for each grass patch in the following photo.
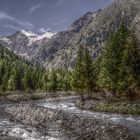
[30,94,45,101]
[83,102,140,115]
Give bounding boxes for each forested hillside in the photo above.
[73,25,140,101]
[0,45,72,93]
[0,45,45,93]
[0,24,140,100]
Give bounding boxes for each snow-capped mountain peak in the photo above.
[0,30,56,60]
[19,30,56,40]
[0,37,11,45]
[20,30,38,37]
[37,32,56,40]
[11,30,56,46]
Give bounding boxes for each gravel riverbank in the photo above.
[0,96,139,140]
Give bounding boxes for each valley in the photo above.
[0,0,140,139]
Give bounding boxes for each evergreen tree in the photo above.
[118,34,140,99]
[83,47,95,97]
[7,75,16,91]
[63,70,72,91]
[41,73,48,91]
[72,46,86,100]
[22,69,34,92]
[48,69,58,92]
[0,46,46,93]
[98,25,129,95]
[98,25,140,99]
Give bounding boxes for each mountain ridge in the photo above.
[43,0,140,69]
[0,0,140,69]
[0,9,100,66]
[0,30,56,60]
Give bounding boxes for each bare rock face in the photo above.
[0,30,55,61]
[44,0,140,69]
[0,10,101,68]
[33,10,101,68]
[0,0,140,69]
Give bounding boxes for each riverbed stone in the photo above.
[0,101,139,140]
[0,95,139,140]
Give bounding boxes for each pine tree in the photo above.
[83,47,95,98]
[0,45,46,93]
[98,25,140,99]
[63,70,72,91]
[41,73,48,91]
[22,69,34,92]
[48,69,58,92]
[118,34,140,100]
[7,75,16,91]
[98,25,129,95]
[72,46,86,100]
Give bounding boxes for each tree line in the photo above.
[73,25,140,100]
[0,25,140,101]
[0,47,72,93]
[0,46,44,93]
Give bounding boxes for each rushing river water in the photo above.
[0,114,44,139]
[0,96,140,139]
[37,96,140,133]
[0,114,65,140]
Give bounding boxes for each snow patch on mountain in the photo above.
[37,32,56,40]
[0,37,12,45]
[27,31,56,46]
[20,30,38,37]
[0,30,56,46]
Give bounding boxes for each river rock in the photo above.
[0,102,139,140]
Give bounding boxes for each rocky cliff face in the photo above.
[44,0,140,69]
[0,0,140,69]
[0,10,99,66]
[33,10,101,68]
[0,30,55,61]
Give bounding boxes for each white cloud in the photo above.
[0,11,33,29]
[39,27,51,33]
[52,0,65,8]
[0,12,14,21]
[29,3,42,13]
[52,19,68,26]
[2,24,19,30]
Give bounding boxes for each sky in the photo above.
[0,0,113,35]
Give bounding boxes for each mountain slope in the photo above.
[0,45,45,92]
[0,0,140,69]
[0,30,55,61]
[0,10,101,67]
[32,10,102,68]
[43,0,140,69]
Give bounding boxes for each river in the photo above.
[0,96,140,139]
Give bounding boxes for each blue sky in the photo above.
[0,0,113,35]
